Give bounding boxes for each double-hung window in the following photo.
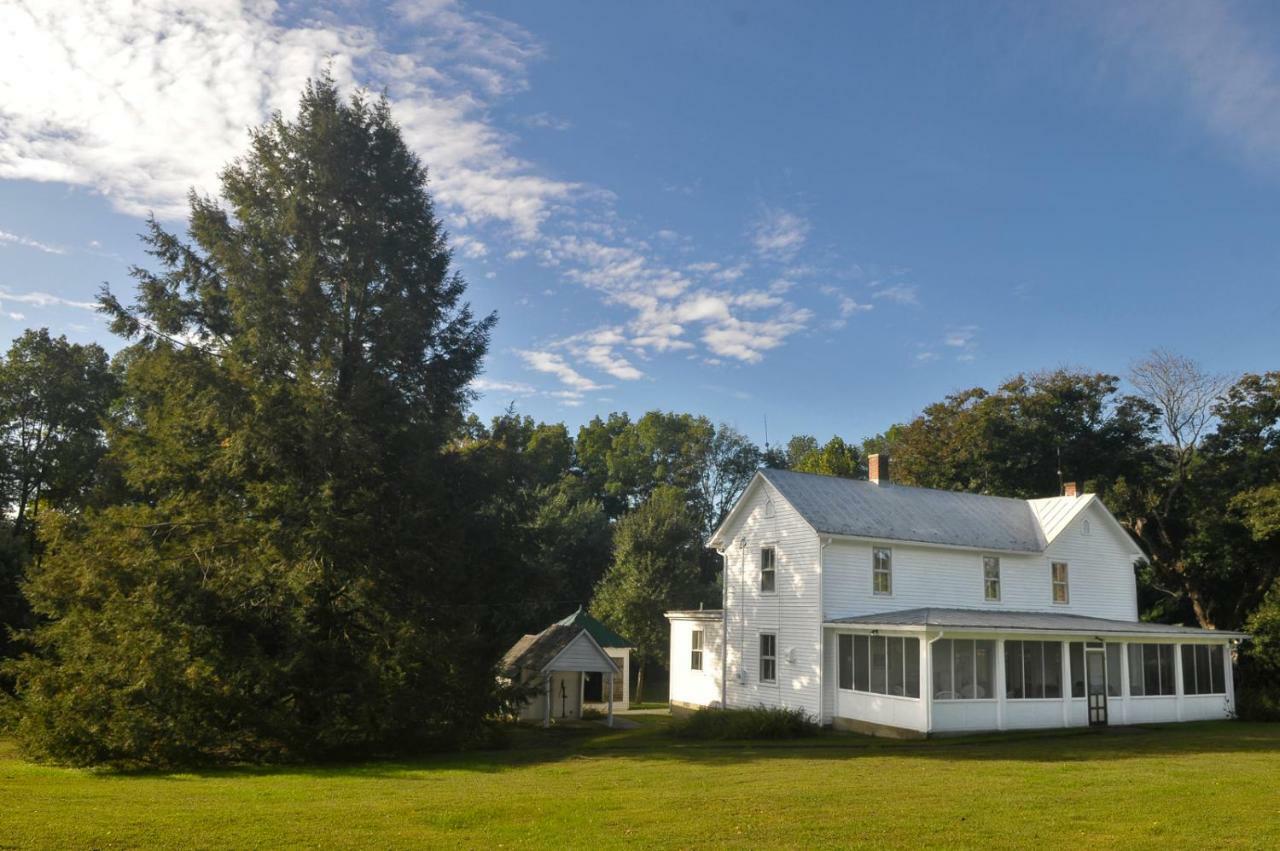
[759,633,777,683]
[872,547,892,596]
[983,556,1001,601]
[690,629,703,671]
[760,547,776,593]
[1051,562,1069,604]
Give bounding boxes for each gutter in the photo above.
[821,622,1249,641]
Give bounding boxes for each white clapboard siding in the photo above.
[719,478,822,720]
[668,617,723,707]
[824,500,1138,622]
[546,632,618,673]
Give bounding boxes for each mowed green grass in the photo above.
[1,718,1278,849]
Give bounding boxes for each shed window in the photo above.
[838,633,919,698]
[1051,562,1069,604]
[932,639,995,700]
[1127,643,1176,696]
[1180,644,1226,695]
[759,633,777,683]
[1005,640,1063,699]
[983,556,1001,601]
[690,629,703,671]
[872,547,892,596]
[760,547,776,594]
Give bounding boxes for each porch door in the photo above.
[1086,649,1108,727]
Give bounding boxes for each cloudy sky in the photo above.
[1,1,1278,443]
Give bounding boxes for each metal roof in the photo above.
[557,606,631,648]
[760,469,1046,553]
[827,607,1248,638]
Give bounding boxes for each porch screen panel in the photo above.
[1158,645,1176,695]
[1181,645,1196,695]
[1043,642,1063,698]
[1128,644,1145,696]
[1106,644,1123,697]
[1004,641,1023,699]
[870,636,888,694]
[933,639,953,699]
[1023,642,1044,699]
[888,637,905,696]
[974,641,994,699]
[838,634,853,690]
[1069,642,1085,698]
[853,635,870,692]
[1210,646,1226,694]
[904,639,921,698]
[1130,644,1177,696]
[1195,645,1212,694]
[954,639,975,699]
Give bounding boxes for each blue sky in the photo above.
[1,2,1278,445]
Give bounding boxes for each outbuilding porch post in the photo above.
[607,671,615,728]
[543,672,552,728]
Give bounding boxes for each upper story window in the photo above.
[1051,562,1069,604]
[759,633,777,683]
[983,556,1001,601]
[760,547,776,593]
[872,547,893,596]
[690,629,703,671]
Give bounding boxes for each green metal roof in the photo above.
[557,606,630,649]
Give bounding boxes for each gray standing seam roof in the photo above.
[828,607,1247,637]
[760,468,1046,553]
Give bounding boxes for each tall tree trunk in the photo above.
[634,661,645,705]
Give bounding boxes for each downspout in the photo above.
[818,536,831,725]
[717,546,728,709]
[925,630,945,735]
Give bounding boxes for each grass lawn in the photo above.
[1,718,1278,849]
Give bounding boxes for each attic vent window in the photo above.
[1082,520,1091,536]
[763,497,775,518]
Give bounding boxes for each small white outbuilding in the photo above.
[501,622,621,727]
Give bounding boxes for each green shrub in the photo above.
[1237,684,1280,722]
[671,706,817,740]
[580,707,604,720]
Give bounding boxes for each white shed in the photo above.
[501,623,621,727]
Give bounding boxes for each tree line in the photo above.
[0,78,1275,766]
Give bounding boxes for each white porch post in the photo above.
[1059,641,1069,727]
[995,638,1006,731]
[543,672,552,728]
[1225,642,1237,717]
[607,671,615,728]
[1174,643,1185,722]
[1119,643,1129,725]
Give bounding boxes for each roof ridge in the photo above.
[760,467,1039,506]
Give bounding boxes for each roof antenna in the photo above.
[763,414,770,460]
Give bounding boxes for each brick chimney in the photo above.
[1063,481,1080,498]
[868,453,889,485]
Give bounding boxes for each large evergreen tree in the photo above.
[10,78,495,766]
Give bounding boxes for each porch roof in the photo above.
[825,607,1247,639]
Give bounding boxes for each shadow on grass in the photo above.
[66,717,1280,783]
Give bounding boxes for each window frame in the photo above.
[690,629,703,672]
[872,546,893,596]
[931,638,997,701]
[983,555,1001,602]
[1180,643,1227,696]
[1051,561,1070,605]
[1127,642,1178,697]
[759,632,777,683]
[759,546,777,595]
[1004,639,1065,700]
[836,632,920,700]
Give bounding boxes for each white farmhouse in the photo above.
[667,456,1247,736]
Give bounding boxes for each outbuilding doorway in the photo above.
[583,671,603,703]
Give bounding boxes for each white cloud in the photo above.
[820,285,873,318]
[750,206,809,260]
[0,229,65,255]
[0,0,573,240]
[518,349,608,392]
[871,284,920,306]
[0,288,98,311]
[943,326,978,348]
[915,350,939,363]
[6,311,24,321]
[1086,1,1280,173]
[519,111,572,131]
[472,376,535,394]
